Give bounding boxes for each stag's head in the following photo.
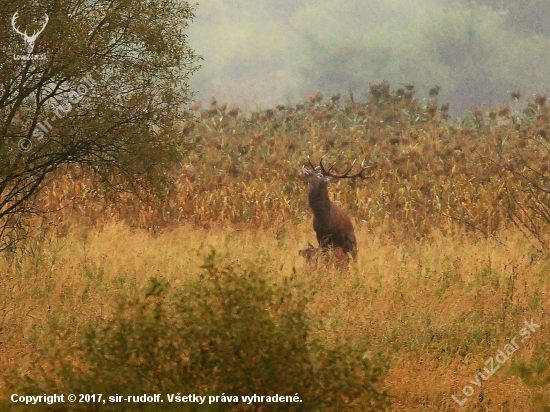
[11,11,49,55]
[302,155,369,191]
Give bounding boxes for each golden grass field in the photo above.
[1,85,550,410]
[1,221,549,410]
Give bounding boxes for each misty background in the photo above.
[188,0,550,115]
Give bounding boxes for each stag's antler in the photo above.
[307,155,370,179]
[11,12,49,54]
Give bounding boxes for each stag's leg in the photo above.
[333,247,349,265]
[342,233,357,256]
[317,234,334,252]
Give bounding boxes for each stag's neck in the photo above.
[308,186,331,220]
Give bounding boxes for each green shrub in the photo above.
[3,250,388,411]
[511,359,550,411]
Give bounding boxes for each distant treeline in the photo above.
[189,0,550,114]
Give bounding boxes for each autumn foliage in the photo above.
[36,83,550,249]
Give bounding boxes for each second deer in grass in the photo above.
[301,156,369,262]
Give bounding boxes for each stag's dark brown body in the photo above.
[307,174,357,258]
[302,157,368,261]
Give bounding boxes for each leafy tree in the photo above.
[0,0,199,249]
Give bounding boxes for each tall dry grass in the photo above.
[1,219,548,410]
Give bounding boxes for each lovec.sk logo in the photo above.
[11,11,48,60]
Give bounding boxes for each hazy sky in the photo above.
[188,0,550,114]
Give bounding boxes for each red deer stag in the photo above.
[301,156,368,263]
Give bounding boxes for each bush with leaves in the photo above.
[3,251,388,411]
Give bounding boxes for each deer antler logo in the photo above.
[11,11,49,55]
